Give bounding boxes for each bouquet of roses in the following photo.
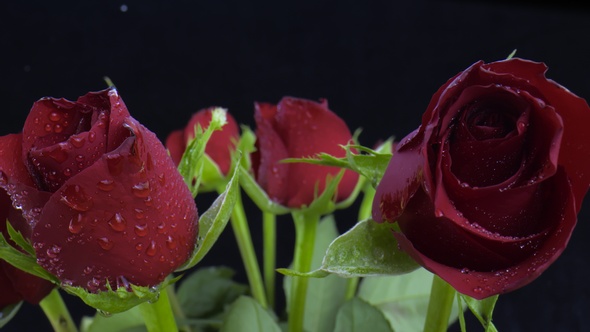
[1,55,589,332]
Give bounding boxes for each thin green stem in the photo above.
[288,211,319,332]
[39,289,78,332]
[262,211,277,309]
[167,284,192,332]
[227,192,268,308]
[138,286,177,332]
[423,275,456,332]
[344,277,359,300]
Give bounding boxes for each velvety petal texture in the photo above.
[165,107,239,175]
[0,88,198,293]
[251,97,359,208]
[372,58,590,299]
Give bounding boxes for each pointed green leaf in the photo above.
[6,220,35,256]
[220,296,281,332]
[177,107,228,197]
[283,216,347,332]
[178,159,240,271]
[333,297,393,332]
[0,302,22,329]
[459,294,499,332]
[177,266,248,318]
[279,219,418,278]
[0,232,59,283]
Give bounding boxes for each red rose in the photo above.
[0,88,198,292]
[251,97,359,208]
[372,58,590,299]
[165,107,239,175]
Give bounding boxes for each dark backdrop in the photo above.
[1,1,590,331]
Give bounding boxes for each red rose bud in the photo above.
[251,96,359,208]
[0,88,198,293]
[165,107,239,175]
[372,58,590,299]
[1,191,54,308]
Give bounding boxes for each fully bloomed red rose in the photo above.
[372,58,590,299]
[252,97,359,208]
[165,107,239,174]
[0,88,197,293]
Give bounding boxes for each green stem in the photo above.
[344,277,359,300]
[39,289,78,332]
[288,211,319,332]
[139,286,177,332]
[227,192,268,308]
[423,275,456,332]
[167,284,192,332]
[262,211,277,309]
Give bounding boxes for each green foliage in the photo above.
[220,296,281,332]
[457,294,499,332]
[333,297,393,332]
[0,302,22,329]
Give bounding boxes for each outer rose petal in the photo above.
[254,97,359,208]
[33,118,197,291]
[165,129,184,165]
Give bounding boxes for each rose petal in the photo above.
[164,129,184,165]
[33,118,197,291]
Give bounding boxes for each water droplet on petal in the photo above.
[46,244,61,258]
[70,136,86,148]
[108,213,126,232]
[68,213,85,234]
[106,154,124,176]
[97,237,113,250]
[49,112,61,122]
[132,181,150,198]
[157,222,166,233]
[88,131,97,143]
[60,185,94,212]
[97,179,115,192]
[54,124,63,133]
[83,265,94,275]
[145,240,157,256]
[134,224,148,237]
[166,236,177,249]
[134,208,145,219]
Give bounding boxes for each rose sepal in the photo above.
[277,218,419,279]
[0,302,22,329]
[176,153,241,271]
[177,107,228,197]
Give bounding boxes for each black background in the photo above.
[1,1,590,331]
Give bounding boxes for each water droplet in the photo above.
[97,237,113,250]
[166,236,177,249]
[145,240,157,256]
[97,309,111,317]
[45,145,69,164]
[60,185,94,211]
[157,222,166,233]
[83,265,94,275]
[116,275,130,290]
[63,168,72,177]
[460,268,470,274]
[473,286,483,294]
[134,208,145,219]
[70,136,85,148]
[158,173,165,186]
[108,213,126,232]
[46,244,61,258]
[132,181,150,198]
[75,155,85,162]
[49,112,61,122]
[144,196,153,206]
[88,131,97,143]
[434,209,444,218]
[44,124,53,132]
[97,179,115,192]
[54,124,63,133]
[135,242,144,250]
[68,213,85,234]
[134,224,148,237]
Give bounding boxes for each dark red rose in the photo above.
[165,107,239,175]
[0,88,198,293]
[372,58,590,299]
[251,97,359,208]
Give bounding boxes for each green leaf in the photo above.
[333,297,394,332]
[177,159,240,271]
[278,219,419,278]
[6,220,35,256]
[283,216,348,332]
[220,296,281,332]
[176,266,248,318]
[62,277,179,314]
[80,304,146,332]
[177,107,228,197]
[458,294,499,332]
[358,269,464,332]
[0,302,22,329]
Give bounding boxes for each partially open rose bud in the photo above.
[0,88,198,293]
[166,107,239,175]
[251,97,359,208]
